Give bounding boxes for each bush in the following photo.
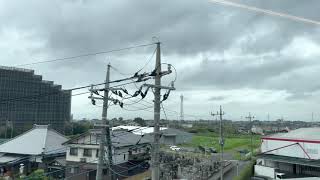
[233,161,255,180]
[20,169,48,180]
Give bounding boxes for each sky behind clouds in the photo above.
[1,0,320,121]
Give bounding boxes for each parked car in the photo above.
[251,176,268,180]
[170,145,181,151]
[209,147,217,153]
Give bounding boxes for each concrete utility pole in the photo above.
[180,95,184,122]
[94,64,113,180]
[211,105,225,180]
[246,113,254,160]
[150,42,175,180]
[152,42,161,180]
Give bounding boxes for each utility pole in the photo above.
[246,113,254,160]
[180,94,184,124]
[91,64,113,180]
[150,42,175,180]
[211,105,225,180]
[4,119,7,139]
[152,42,161,180]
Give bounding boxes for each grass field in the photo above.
[182,134,261,152]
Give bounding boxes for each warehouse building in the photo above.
[0,66,71,133]
[255,128,320,179]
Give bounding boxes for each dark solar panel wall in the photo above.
[0,66,71,133]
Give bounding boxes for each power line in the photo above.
[110,47,157,76]
[209,0,320,26]
[108,161,148,178]
[20,131,152,179]
[161,103,168,121]
[14,42,157,67]
[0,78,139,105]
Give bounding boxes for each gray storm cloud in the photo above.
[1,0,320,120]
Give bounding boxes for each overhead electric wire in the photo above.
[122,105,153,112]
[138,97,210,119]
[65,169,97,179]
[22,133,151,179]
[110,47,157,76]
[66,160,147,180]
[209,0,320,26]
[43,124,153,157]
[136,47,157,73]
[108,161,147,178]
[14,42,157,67]
[0,79,139,105]
[161,102,168,121]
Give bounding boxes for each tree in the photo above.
[20,169,48,180]
[118,117,124,123]
[133,117,146,126]
[64,120,94,136]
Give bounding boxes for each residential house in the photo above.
[0,125,68,179]
[63,129,151,180]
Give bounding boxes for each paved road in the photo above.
[209,160,250,180]
[224,161,250,180]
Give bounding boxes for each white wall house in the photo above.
[63,129,151,180]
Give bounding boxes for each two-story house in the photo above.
[63,129,151,180]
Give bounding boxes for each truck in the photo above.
[254,165,319,180]
[251,177,320,180]
[254,165,280,179]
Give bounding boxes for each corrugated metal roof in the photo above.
[111,131,151,147]
[112,126,167,135]
[63,129,152,148]
[267,128,320,140]
[0,125,68,155]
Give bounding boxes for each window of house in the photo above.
[123,154,126,160]
[69,148,78,156]
[70,167,79,174]
[83,149,92,157]
[70,167,74,174]
[96,149,99,157]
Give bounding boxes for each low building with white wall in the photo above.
[255,128,320,178]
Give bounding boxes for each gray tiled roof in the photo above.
[111,131,151,147]
[0,125,68,155]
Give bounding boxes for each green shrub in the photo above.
[19,169,48,180]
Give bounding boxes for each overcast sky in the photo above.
[1,0,320,121]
